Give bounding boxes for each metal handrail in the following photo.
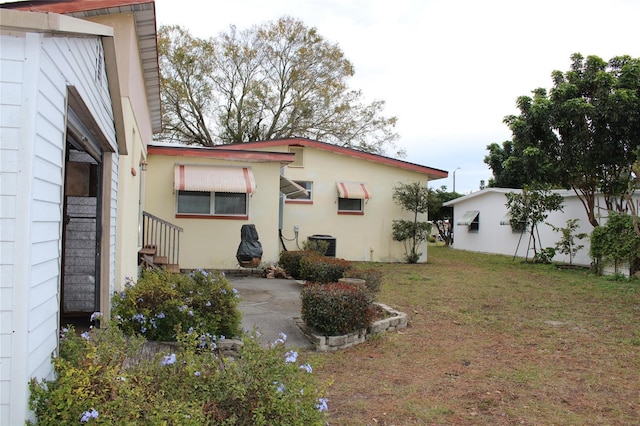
[142,211,183,266]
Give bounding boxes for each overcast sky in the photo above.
[155,0,640,194]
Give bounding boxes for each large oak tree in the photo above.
[158,17,401,156]
[484,54,640,226]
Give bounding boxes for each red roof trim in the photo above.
[147,145,295,163]
[216,138,448,178]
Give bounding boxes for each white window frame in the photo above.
[337,197,363,213]
[285,180,313,201]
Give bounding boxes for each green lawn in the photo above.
[312,246,640,425]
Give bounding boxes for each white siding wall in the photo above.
[0,33,27,426]
[0,31,118,424]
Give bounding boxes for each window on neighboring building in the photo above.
[457,210,480,232]
[336,181,370,215]
[177,191,247,216]
[338,197,363,213]
[285,180,312,202]
[470,213,479,232]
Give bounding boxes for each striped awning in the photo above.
[457,210,479,225]
[174,164,256,193]
[336,181,371,199]
[280,176,308,199]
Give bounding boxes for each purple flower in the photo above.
[161,353,176,366]
[299,363,313,373]
[271,332,287,347]
[194,371,201,377]
[284,350,298,363]
[80,408,99,423]
[274,382,285,393]
[140,326,147,334]
[80,331,90,341]
[205,301,212,307]
[316,398,329,412]
[132,313,145,323]
[156,312,166,319]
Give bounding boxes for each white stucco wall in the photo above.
[0,27,118,424]
[446,188,623,267]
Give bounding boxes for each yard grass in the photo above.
[311,246,640,425]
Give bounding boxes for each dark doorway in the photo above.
[60,109,104,323]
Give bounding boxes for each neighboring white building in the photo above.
[443,187,631,267]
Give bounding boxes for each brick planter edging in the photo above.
[295,302,408,352]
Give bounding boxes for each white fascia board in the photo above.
[0,9,113,37]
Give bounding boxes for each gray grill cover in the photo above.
[236,224,263,261]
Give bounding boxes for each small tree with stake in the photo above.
[392,182,431,263]
[506,186,564,262]
[547,218,587,266]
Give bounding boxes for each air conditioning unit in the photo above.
[307,234,336,257]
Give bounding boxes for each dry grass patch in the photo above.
[311,246,640,425]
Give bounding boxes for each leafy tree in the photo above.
[427,185,461,246]
[485,54,640,226]
[547,218,587,266]
[158,18,401,156]
[590,213,640,275]
[505,186,564,261]
[392,182,431,263]
[484,141,526,188]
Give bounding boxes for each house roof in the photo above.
[213,138,449,180]
[443,187,579,207]
[147,144,297,164]
[2,0,162,133]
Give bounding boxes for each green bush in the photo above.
[302,239,330,256]
[29,327,328,425]
[111,269,242,341]
[299,255,352,283]
[343,267,383,300]
[278,250,308,279]
[301,282,373,335]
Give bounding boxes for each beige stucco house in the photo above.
[145,138,448,270]
[0,0,160,422]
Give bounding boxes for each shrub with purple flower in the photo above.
[111,268,241,341]
[28,327,328,425]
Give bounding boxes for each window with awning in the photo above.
[457,210,480,232]
[280,176,309,199]
[174,164,256,193]
[336,181,371,199]
[174,164,255,217]
[501,212,526,232]
[457,210,480,225]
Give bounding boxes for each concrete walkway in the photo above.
[227,274,313,350]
